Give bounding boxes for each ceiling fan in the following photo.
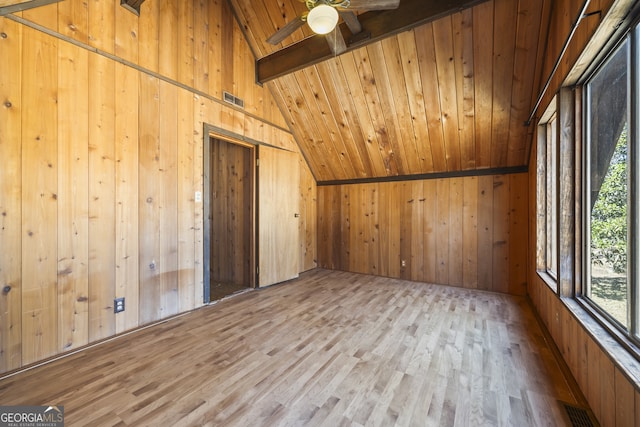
[266,0,400,55]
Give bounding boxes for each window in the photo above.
[584,22,638,340]
[537,101,559,289]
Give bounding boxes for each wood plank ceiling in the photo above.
[230,0,551,182]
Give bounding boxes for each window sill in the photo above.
[536,270,558,291]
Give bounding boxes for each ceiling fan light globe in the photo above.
[307,4,339,34]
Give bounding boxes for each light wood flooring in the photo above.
[0,269,586,426]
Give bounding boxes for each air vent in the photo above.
[561,402,596,427]
[223,91,244,109]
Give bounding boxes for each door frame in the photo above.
[203,124,257,303]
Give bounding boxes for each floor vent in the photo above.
[561,402,596,427]
[223,91,244,109]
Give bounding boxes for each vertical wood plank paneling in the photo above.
[159,0,178,81]
[139,74,161,324]
[575,323,589,399]
[177,89,195,312]
[448,177,463,286]
[58,0,88,43]
[376,183,390,277]
[476,175,493,290]
[381,37,421,175]
[177,0,194,88]
[88,52,115,341]
[386,182,401,278]
[114,62,139,333]
[399,182,412,280]
[396,30,434,173]
[57,41,89,352]
[138,0,159,73]
[225,2,238,98]
[0,18,23,372]
[508,174,527,295]
[462,176,478,288]
[317,174,528,295]
[21,27,58,364]
[614,368,636,426]
[22,2,58,31]
[452,8,476,169]
[324,185,343,271]
[507,0,543,166]
[367,42,409,175]
[472,0,493,168]
[436,179,450,284]
[158,80,179,319]
[337,54,387,178]
[636,388,640,427]
[423,179,437,284]
[349,185,364,273]
[193,0,209,94]
[208,0,223,99]
[432,16,461,171]
[0,0,297,374]
[316,187,330,269]
[409,181,424,281]
[316,61,369,178]
[299,157,317,272]
[340,184,350,271]
[492,175,509,293]
[586,317,602,420]
[415,24,447,172]
[369,185,380,276]
[490,0,517,167]
[599,354,616,427]
[87,0,114,54]
[114,0,138,64]
[560,306,577,381]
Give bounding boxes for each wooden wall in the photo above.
[527,1,640,425]
[0,0,316,374]
[317,173,528,295]
[528,274,640,426]
[299,155,318,272]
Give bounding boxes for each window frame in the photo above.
[579,19,640,349]
[536,99,559,290]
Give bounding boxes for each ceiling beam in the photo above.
[256,0,489,83]
[120,0,146,15]
[0,0,62,16]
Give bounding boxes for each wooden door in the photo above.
[258,146,300,287]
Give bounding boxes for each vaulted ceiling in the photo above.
[236,0,550,182]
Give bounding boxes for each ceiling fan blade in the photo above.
[338,10,362,34]
[347,0,400,10]
[325,28,347,55]
[266,16,306,45]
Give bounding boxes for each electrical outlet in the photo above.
[401,259,406,267]
[114,297,125,314]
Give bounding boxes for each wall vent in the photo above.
[223,91,244,109]
[560,402,596,427]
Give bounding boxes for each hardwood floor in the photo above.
[0,269,584,426]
